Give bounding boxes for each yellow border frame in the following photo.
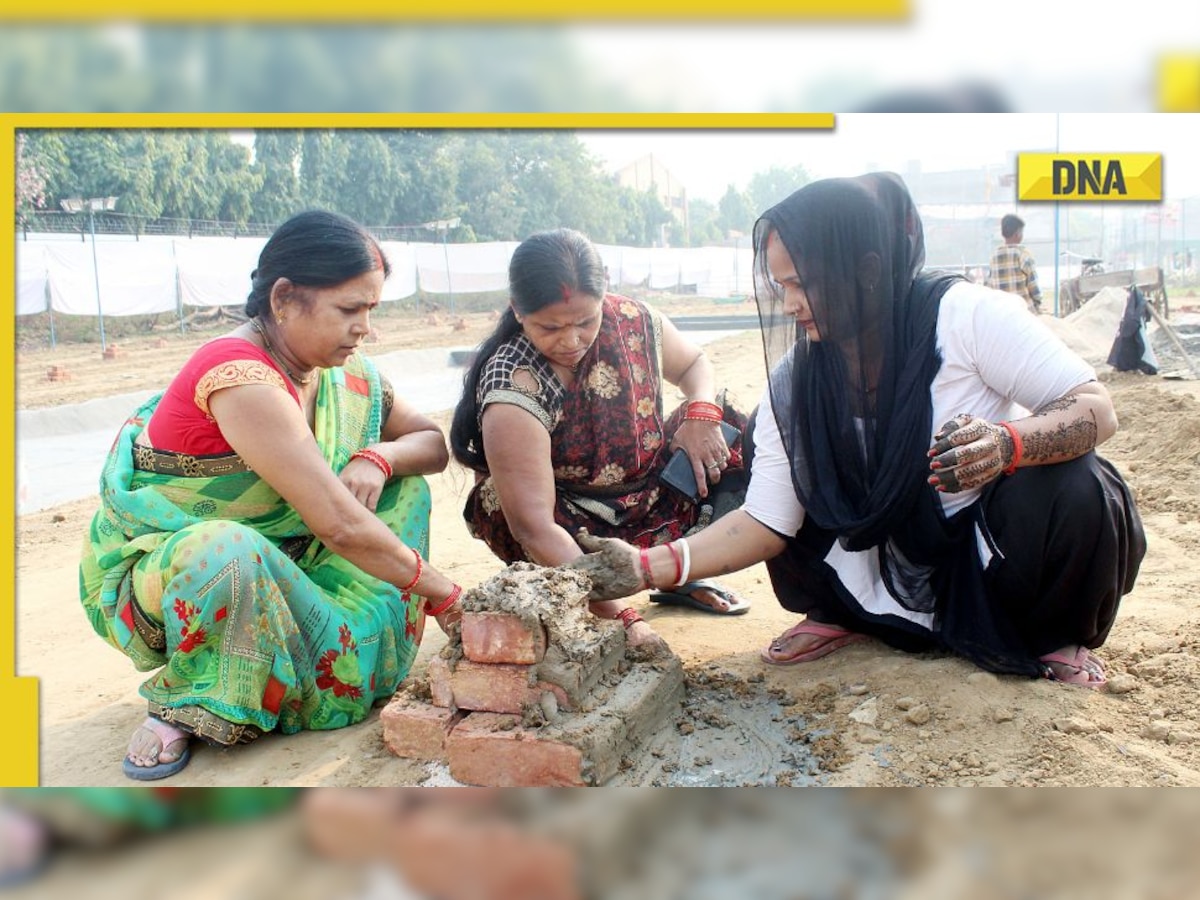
[0,2,908,21]
[1,111,834,786]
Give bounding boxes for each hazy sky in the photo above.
[580,114,1200,205]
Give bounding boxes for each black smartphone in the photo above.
[659,420,740,503]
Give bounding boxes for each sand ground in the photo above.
[15,296,1200,786]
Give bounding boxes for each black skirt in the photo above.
[765,452,1146,677]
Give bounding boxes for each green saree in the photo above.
[80,354,430,745]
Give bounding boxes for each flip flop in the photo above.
[122,719,193,781]
[649,580,751,616]
[760,620,867,666]
[1039,646,1108,688]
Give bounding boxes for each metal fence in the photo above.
[17,210,437,242]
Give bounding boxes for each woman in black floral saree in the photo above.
[450,229,750,651]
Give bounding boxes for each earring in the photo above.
[275,312,285,325]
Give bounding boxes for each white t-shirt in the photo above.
[743,279,1096,627]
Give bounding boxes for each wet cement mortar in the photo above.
[423,561,831,786]
[610,665,838,787]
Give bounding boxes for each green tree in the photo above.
[717,185,755,239]
[298,131,349,211]
[525,133,629,242]
[684,198,724,246]
[638,187,674,247]
[386,131,460,230]
[448,132,522,241]
[15,133,60,225]
[339,132,399,226]
[746,165,811,219]
[48,131,131,216]
[206,134,260,226]
[250,131,302,223]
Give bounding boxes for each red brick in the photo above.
[426,654,454,708]
[447,712,586,787]
[461,611,547,665]
[537,625,625,710]
[450,660,569,715]
[379,697,465,761]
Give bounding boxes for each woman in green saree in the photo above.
[80,210,463,781]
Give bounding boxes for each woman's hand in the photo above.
[340,451,389,512]
[927,414,1014,493]
[569,529,643,601]
[670,418,730,495]
[625,620,670,656]
[434,601,462,637]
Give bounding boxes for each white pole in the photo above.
[89,204,108,352]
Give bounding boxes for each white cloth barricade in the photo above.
[16,234,762,318]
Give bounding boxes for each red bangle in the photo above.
[350,448,393,481]
[639,547,656,590]
[400,548,423,593]
[684,400,724,423]
[425,584,462,617]
[999,421,1023,476]
[665,541,683,587]
[615,607,644,630]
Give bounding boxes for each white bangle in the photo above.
[675,537,691,587]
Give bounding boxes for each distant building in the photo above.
[615,154,688,245]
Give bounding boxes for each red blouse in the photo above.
[145,336,298,456]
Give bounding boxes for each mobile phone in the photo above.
[659,420,740,503]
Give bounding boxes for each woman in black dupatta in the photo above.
[571,172,1145,687]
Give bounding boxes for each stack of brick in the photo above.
[381,562,684,786]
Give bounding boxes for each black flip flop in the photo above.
[649,580,750,615]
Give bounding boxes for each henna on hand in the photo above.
[1021,418,1098,464]
[927,414,1013,493]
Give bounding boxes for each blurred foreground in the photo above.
[2,787,1197,898]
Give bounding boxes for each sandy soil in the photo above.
[15,295,1200,786]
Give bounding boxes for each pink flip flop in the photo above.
[760,620,868,666]
[1039,646,1108,688]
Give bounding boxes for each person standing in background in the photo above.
[987,214,1043,314]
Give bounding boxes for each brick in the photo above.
[445,657,685,787]
[461,611,547,665]
[379,697,465,762]
[102,344,123,360]
[536,623,625,710]
[426,654,454,708]
[447,712,587,787]
[555,656,686,785]
[450,659,569,715]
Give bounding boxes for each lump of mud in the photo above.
[460,562,595,652]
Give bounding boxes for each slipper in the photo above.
[760,620,867,666]
[649,580,751,616]
[1039,646,1108,689]
[122,719,193,781]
